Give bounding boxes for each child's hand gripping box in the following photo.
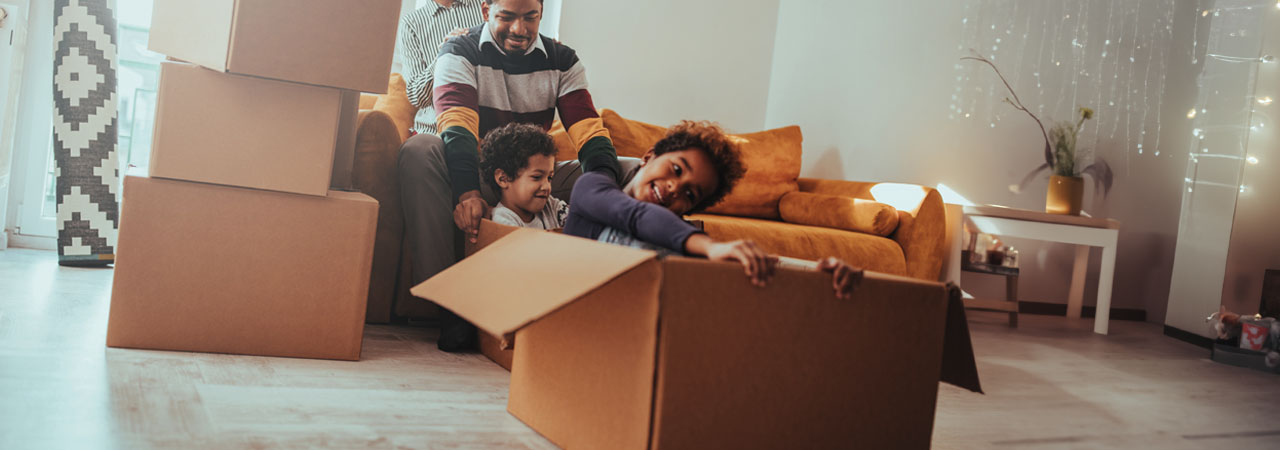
[416,222,981,449]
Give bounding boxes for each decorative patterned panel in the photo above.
[53,0,117,266]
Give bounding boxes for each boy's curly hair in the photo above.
[649,121,747,212]
[480,123,558,192]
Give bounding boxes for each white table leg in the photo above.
[1067,245,1090,319]
[1094,239,1118,335]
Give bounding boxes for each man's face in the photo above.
[482,0,542,54]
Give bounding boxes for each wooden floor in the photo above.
[1,247,1277,449]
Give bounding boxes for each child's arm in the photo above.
[683,234,777,287]
[817,257,862,300]
[567,172,702,252]
[567,172,777,285]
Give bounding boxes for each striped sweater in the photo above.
[433,23,621,200]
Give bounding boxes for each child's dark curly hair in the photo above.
[480,123,558,192]
[649,121,747,212]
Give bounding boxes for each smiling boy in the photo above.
[565,121,863,295]
[481,123,567,229]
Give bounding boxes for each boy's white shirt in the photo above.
[491,196,569,230]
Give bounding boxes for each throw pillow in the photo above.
[372,73,415,143]
[778,192,900,237]
[600,109,666,158]
[547,121,578,162]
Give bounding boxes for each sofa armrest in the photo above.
[798,178,947,280]
[351,109,406,323]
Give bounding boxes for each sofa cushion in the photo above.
[600,108,667,158]
[359,93,378,110]
[687,213,907,276]
[779,192,899,236]
[372,73,415,143]
[600,109,802,219]
[548,120,578,162]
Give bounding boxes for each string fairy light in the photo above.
[954,0,1176,176]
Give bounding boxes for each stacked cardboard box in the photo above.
[106,0,401,361]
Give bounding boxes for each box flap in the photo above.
[411,226,657,338]
[941,283,983,393]
[147,0,234,71]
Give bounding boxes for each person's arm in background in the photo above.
[433,39,487,241]
[553,49,622,182]
[398,12,436,111]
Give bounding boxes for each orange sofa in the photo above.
[351,75,948,323]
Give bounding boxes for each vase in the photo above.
[1046,175,1084,215]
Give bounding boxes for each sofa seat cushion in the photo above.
[687,213,907,276]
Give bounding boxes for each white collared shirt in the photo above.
[397,0,485,134]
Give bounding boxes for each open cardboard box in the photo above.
[414,221,981,449]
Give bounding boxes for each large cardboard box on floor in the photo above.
[148,0,400,93]
[107,176,378,361]
[149,62,358,196]
[414,226,982,449]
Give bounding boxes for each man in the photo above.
[398,0,622,352]
[396,0,485,135]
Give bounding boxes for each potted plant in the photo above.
[962,52,1113,215]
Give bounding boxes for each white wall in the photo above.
[557,0,780,133]
[764,0,1206,321]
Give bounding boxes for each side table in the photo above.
[962,205,1121,335]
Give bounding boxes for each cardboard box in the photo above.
[463,221,521,370]
[479,332,514,372]
[148,0,400,93]
[414,225,982,449]
[150,62,357,196]
[107,176,378,361]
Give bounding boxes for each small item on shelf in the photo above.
[1003,246,1019,268]
[1240,316,1275,351]
[988,246,1006,266]
[971,233,993,264]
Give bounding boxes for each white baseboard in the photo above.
[5,231,56,250]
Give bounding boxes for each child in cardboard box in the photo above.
[480,123,569,230]
[564,121,861,298]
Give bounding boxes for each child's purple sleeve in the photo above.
[563,172,702,253]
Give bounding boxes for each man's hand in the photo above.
[817,257,863,300]
[705,239,778,287]
[438,27,469,50]
[453,190,489,243]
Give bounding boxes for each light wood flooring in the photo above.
[1,247,1278,449]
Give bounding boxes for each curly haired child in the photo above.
[480,123,569,229]
[564,121,861,298]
